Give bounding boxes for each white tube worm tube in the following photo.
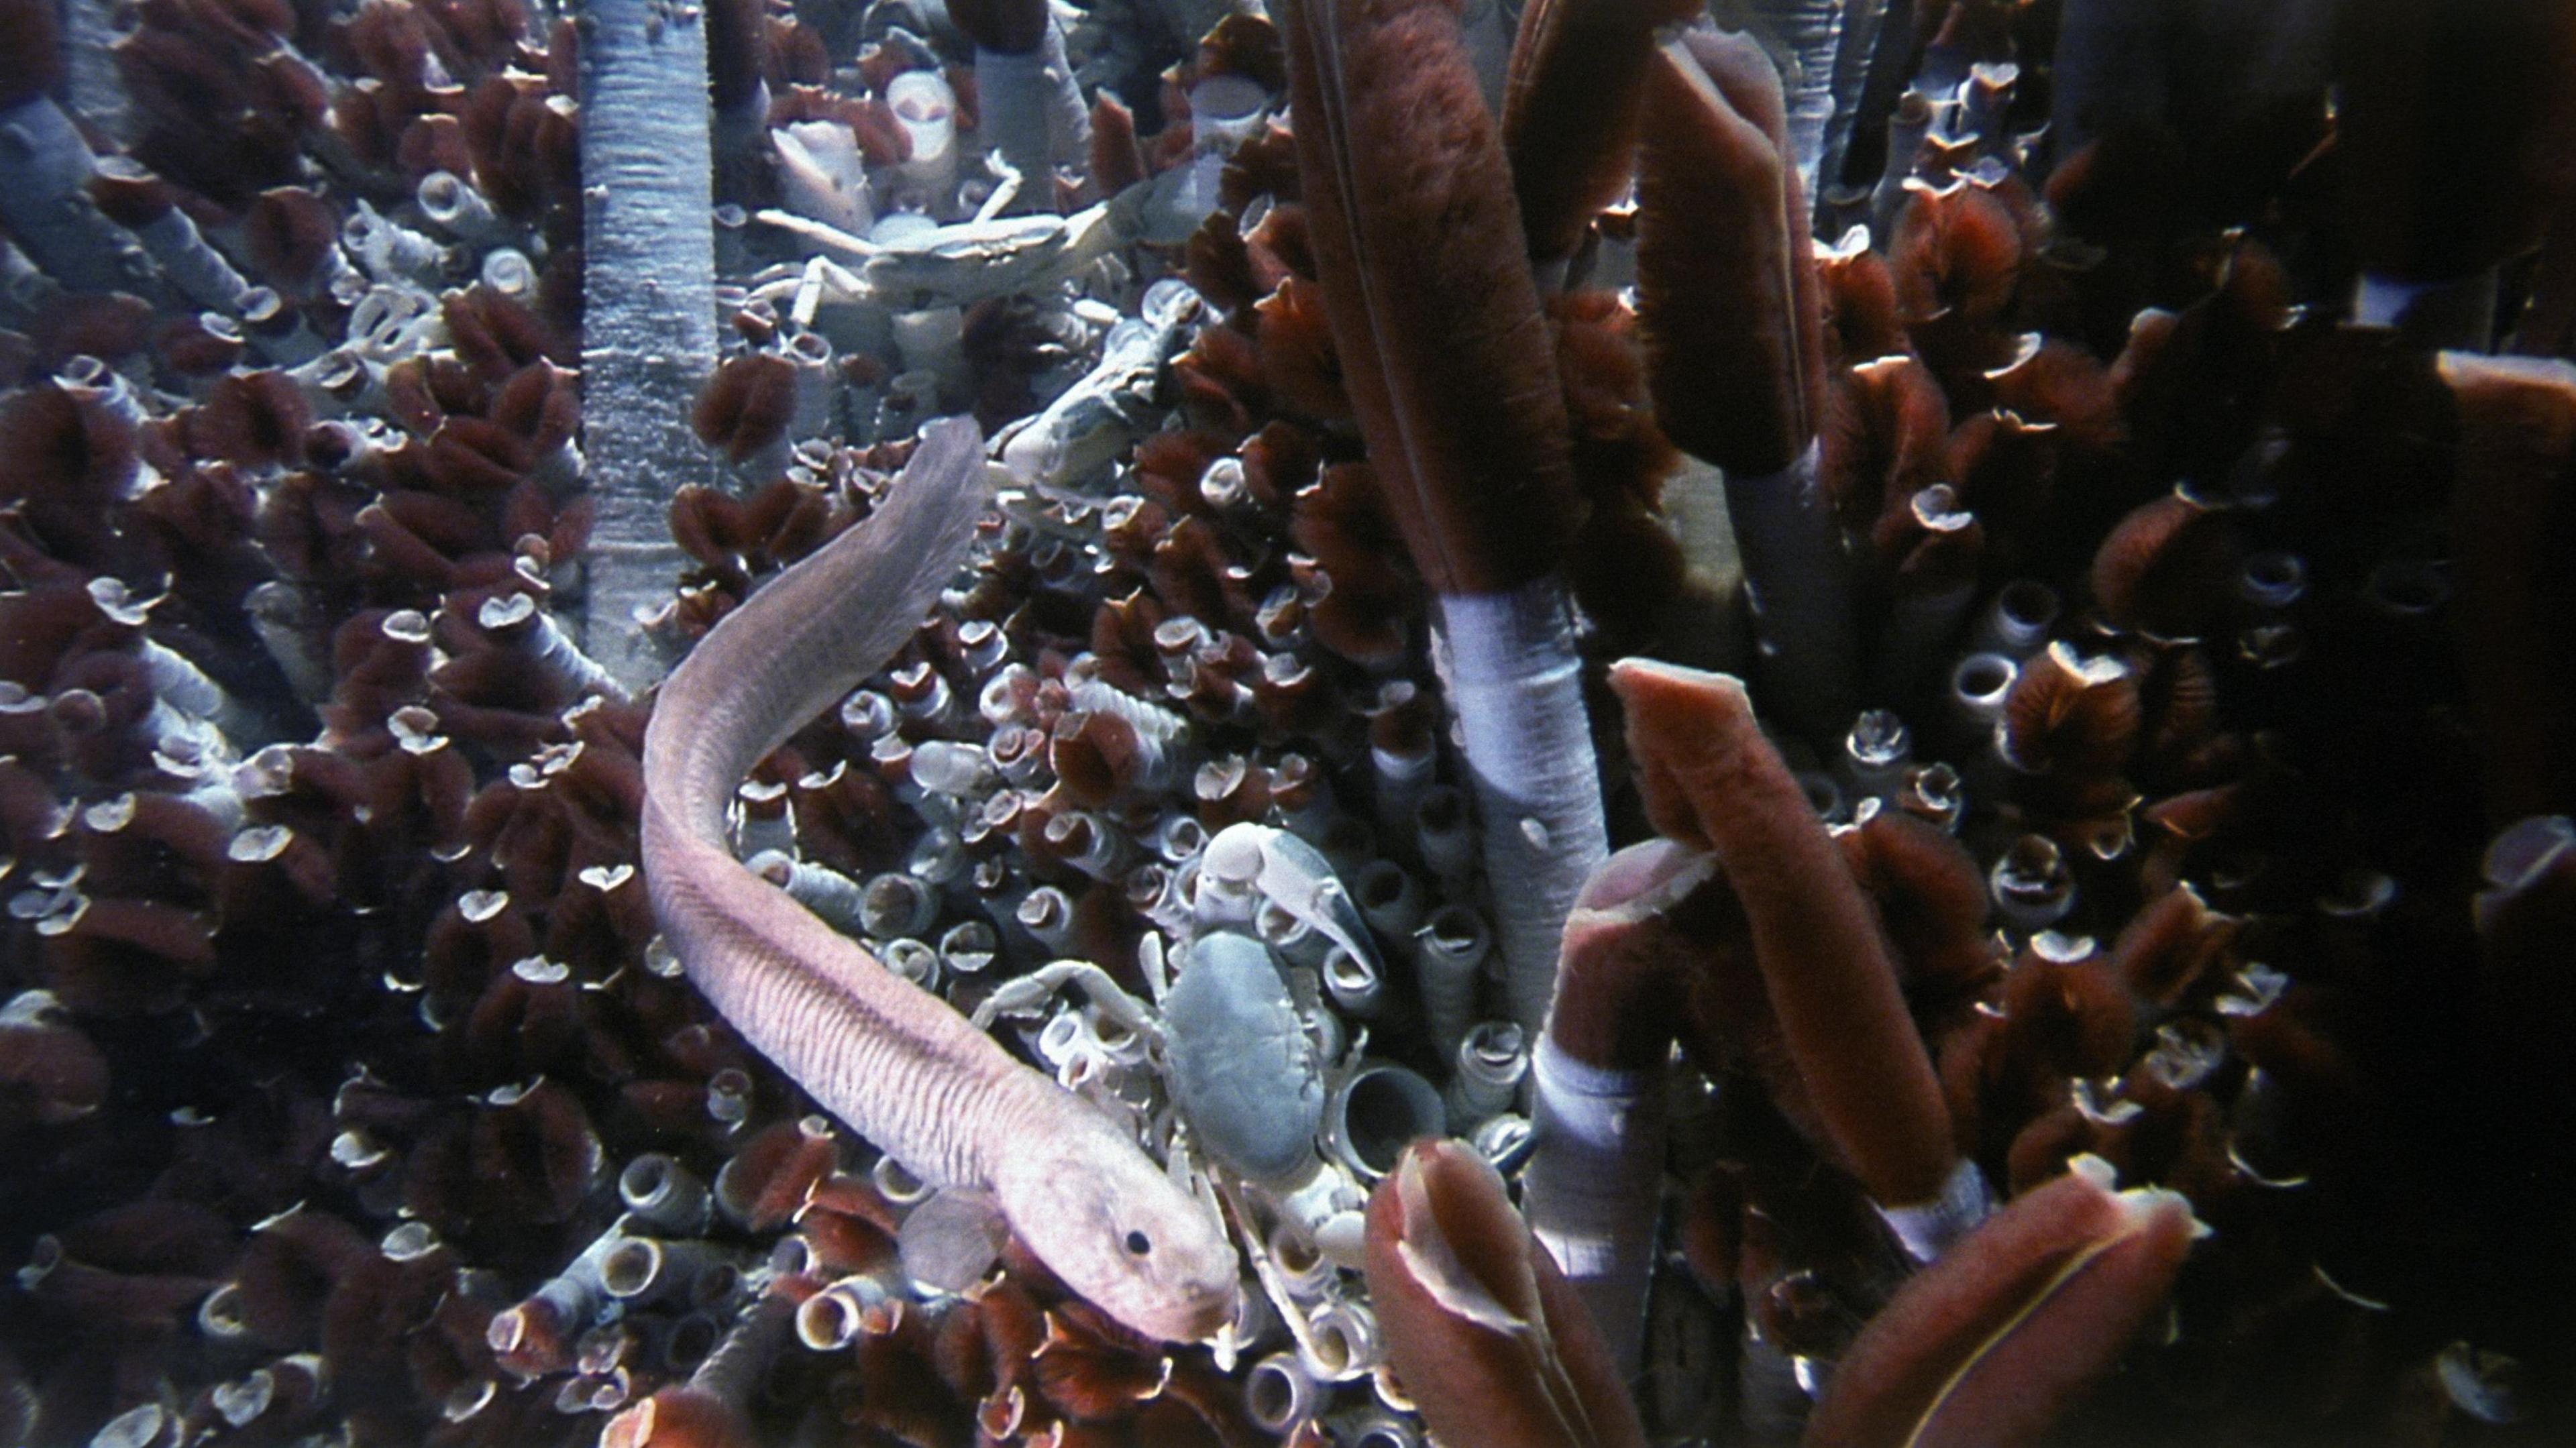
[1434,577,1609,1038]
[1523,1034,1664,1381]
[1817,0,1892,201]
[974,21,1088,212]
[886,70,960,209]
[1743,0,1847,194]
[578,0,720,691]
[1412,903,1489,1068]
[59,0,132,147]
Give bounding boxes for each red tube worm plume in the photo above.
[401,112,477,180]
[1363,1138,1646,1448]
[600,1385,756,1448]
[1499,0,1698,276]
[0,382,142,566]
[715,1114,841,1231]
[2436,353,2576,824]
[691,353,800,465]
[1050,708,1145,809]
[1637,28,1825,481]
[87,159,178,229]
[1274,0,1578,596]
[1953,936,2137,1158]
[1887,177,2025,388]
[1609,660,1965,1214]
[1999,641,2140,782]
[1801,1156,2204,1448]
[466,1077,605,1225]
[1817,228,1909,368]
[0,992,109,1131]
[1252,278,1351,423]
[17,1231,218,1329]
[1983,334,2123,455]
[2105,883,2237,1011]
[473,75,582,222]
[1191,12,1285,90]
[1287,463,1415,668]
[1827,354,1955,539]
[2088,488,2238,641]
[1840,805,2001,1015]
[43,897,219,1015]
[448,283,577,380]
[1089,91,1148,196]
[1029,1300,1171,1423]
[241,186,344,294]
[230,1208,372,1351]
[156,315,248,378]
[183,371,314,471]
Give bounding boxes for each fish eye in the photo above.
[1124,1229,1152,1256]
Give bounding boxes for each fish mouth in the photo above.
[1144,1275,1242,1345]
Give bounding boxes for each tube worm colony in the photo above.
[1,0,2574,1445]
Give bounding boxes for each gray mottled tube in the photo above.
[0,97,154,294]
[1435,577,1609,1038]
[1523,1033,1666,1380]
[1725,440,1859,742]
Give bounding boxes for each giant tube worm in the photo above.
[1364,1138,1647,1448]
[1610,659,1987,1256]
[1499,0,1699,279]
[1277,0,1608,1038]
[2435,353,2576,825]
[1637,29,1858,744]
[578,0,721,690]
[1802,1156,2204,1448]
[1523,838,1717,1379]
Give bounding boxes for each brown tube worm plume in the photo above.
[1637,27,1829,478]
[1364,1137,1647,1448]
[1501,0,1699,276]
[1608,659,1960,1211]
[2436,352,2576,824]
[1801,1156,2204,1448]
[1275,0,1580,596]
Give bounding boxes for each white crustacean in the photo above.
[1201,822,1383,979]
[753,188,1132,310]
[993,276,1206,489]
